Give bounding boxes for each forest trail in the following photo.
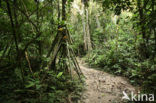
[78,60,136,103]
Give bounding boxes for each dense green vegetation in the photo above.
[84,0,156,95]
[70,0,156,99]
[0,0,156,103]
[0,0,83,102]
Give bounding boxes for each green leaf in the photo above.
[25,81,35,88]
[57,72,63,78]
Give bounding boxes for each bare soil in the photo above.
[79,60,136,103]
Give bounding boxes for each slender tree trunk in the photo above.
[152,0,156,55]
[61,0,68,71]
[6,1,19,55]
[154,29,156,55]
[137,0,148,58]
[6,1,24,82]
[82,4,87,51]
[47,0,67,69]
[47,0,60,58]
[137,0,146,39]
[62,0,66,21]
[58,0,60,21]
[82,1,92,52]
[0,0,1,7]
[85,8,92,51]
[13,0,20,42]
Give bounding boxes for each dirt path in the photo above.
[79,61,136,103]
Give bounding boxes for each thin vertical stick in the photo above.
[25,51,34,78]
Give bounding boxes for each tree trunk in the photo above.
[152,0,156,55]
[85,8,92,51]
[82,2,92,52]
[137,0,148,58]
[6,1,19,56]
[82,4,87,51]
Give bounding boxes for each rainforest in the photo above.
[0,0,156,103]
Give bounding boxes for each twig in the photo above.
[25,51,34,78]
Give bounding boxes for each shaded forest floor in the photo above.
[78,59,136,103]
